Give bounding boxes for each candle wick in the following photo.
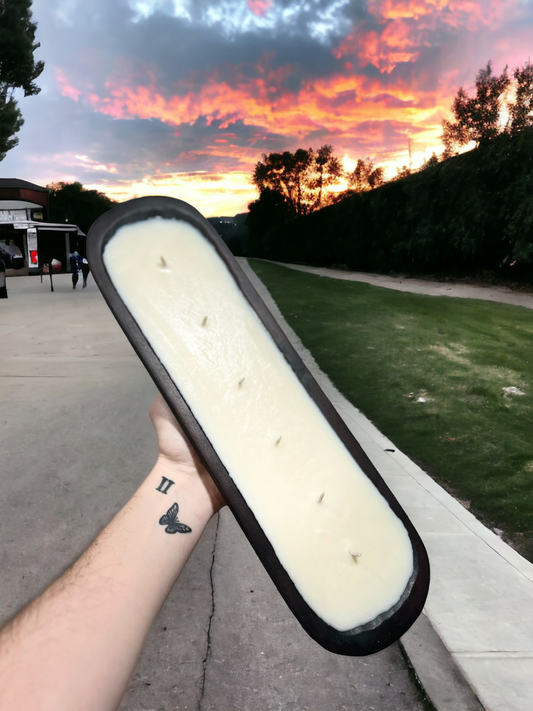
[201,316,208,327]
[275,436,282,446]
[159,256,167,268]
[318,492,325,503]
[349,550,362,559]
[238,377,245,387]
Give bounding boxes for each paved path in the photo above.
[0,274,433,711]
[243,259,533,711]
[4,266,533,710]
[261,260,533,310]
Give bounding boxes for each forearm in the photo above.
[0,457,217,711]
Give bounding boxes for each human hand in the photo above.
[149,393,225,514]
[0,394,226,711]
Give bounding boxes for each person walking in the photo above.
[70,251,81,289]
[81,256,91,288]
[0,248,8,299]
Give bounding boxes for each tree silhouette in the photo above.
[253,149,313,216]
[442,61,510,154]
[508,60,533,135]
[0,0,44,160]
[346,158,384,192]
[421,153,440,170]
[310,145,343,209]
[47,182,117,235]
[252,146,343,216]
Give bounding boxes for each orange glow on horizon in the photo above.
[86,171,258,218]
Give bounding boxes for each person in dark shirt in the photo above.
[70,251,82,289]
[0,249,9,299]
[81,256,91,288]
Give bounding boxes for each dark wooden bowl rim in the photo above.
[87,196,430,656]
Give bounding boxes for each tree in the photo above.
[0,91,23,159]
[246,188,296,257]
[442,61,510,154]
[310,144,343,209]
[253,149,314,216]
[252,145,343,216]
[392,165,412,181]
[346,158,384,192]
[0,0,44,161]
[507,60,533,135]
[47,182,117,235]
[420,152,440,170]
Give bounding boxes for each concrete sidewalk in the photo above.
[241,259,533,711]
[3,268,532,710]
[0,274,437,711]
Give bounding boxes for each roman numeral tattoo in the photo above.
[156,476,175,495]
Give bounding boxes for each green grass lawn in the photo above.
[249,260,533,561]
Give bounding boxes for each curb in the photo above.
[400,613,485,710]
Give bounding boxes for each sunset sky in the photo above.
[2,0,533,217]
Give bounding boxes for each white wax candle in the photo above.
[104,217,413,631]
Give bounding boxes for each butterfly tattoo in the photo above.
[159,502,192,534]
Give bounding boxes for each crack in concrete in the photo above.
[198,513,220,711]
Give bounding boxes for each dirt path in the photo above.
[259,260,533,311]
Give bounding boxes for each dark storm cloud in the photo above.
[3,86,288,183]
[39,0,352,97]
[4,0,328,183]
[7,0,360,176]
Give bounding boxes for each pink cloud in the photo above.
[56,69,82,101]
[247,0,272,17]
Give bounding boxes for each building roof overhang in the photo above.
[0,179,48,192]
[0,200,43,210]
[0,220,85,236]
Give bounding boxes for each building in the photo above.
[0,179,84,276]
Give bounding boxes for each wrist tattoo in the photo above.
[159,502,192,534]
[156,476,175,494]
